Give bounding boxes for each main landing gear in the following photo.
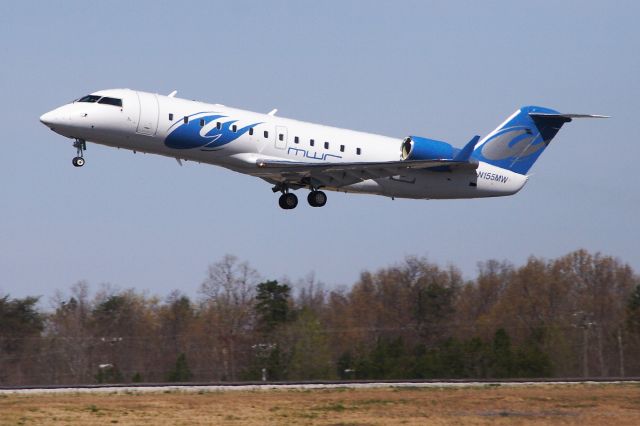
[278,192,298,210]
[307,190,327,207]
[276,188,327,210]
[72,139,86,167]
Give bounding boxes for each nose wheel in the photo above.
[72,139,86,167]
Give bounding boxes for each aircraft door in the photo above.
[275,125,288,149]
[136,92,159,135]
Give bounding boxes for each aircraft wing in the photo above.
[254,158,477,188]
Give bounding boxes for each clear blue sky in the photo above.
[1,0,638,302]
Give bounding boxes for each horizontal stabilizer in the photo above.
[529,112,610,119]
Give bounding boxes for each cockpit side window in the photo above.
[77,95,101,103]
[98,97,123,107]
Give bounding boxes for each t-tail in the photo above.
[471,106,608,175]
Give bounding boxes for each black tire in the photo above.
[279,193,298,209]
[72,157,84,167]
[307,192,317,207]
[308,191,327,207]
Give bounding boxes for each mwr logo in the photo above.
[477,171,508,183]
[288,147,342,161]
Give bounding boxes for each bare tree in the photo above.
[198,255,259,380]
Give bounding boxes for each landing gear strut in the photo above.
[307,190,327,207]
[72,139,86,167]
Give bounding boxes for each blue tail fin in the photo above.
[472,106,572,174]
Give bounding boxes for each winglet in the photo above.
[168,90,178,98]
[453,135,480,162]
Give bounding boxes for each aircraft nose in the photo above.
[39,110,58,126]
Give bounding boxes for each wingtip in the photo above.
[580,114,611,119]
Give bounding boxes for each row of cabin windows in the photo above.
[171,115,239,132]
[293,136,359,154]
[167,114,362,155]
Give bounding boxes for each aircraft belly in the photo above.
[342,166,527,200]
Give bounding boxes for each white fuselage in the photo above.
[40,89,527,200]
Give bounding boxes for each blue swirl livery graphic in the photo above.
[164,113,261,151]
[472,106,561,175]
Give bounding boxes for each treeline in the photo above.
[1,250,639,385]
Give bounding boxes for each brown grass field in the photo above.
[1,383,639,425]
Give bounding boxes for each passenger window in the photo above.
[356,148,362,155]
[98,97,123,107]
[324,142,329,149]
[264,131,269,138]
[169,113,173,121]
[200,119,205,127]
[183,116,188,124]
[279,134,284,141]
[310,139,315,147]
[294,136,299,144]
[340,144,345,152]
[216,122,221,130]
[249,128,253,135]
[232,125,237,132]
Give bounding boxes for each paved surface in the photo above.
[2,380,638,394]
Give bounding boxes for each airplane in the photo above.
[39,89,607,209]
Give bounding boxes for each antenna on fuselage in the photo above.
[168,90,178,98]
[267,109,278,116]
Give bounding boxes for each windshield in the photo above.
[98,97,123,107]
[77,95,101,103]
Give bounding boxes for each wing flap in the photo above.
[256,158,476,174]
[254,158,478,188]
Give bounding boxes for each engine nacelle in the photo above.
[400,136,455,161]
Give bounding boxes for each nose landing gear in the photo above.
[72,139,86,167]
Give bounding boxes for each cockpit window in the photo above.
[77,95,101,103]
[98,97,123,107]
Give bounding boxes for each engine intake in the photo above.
[400,136,455,161]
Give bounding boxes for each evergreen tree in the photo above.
[166,353,192,382]
[627,284,640,332]
[255,280,291,332]
[490,328,514,378]
[0,295,44,354]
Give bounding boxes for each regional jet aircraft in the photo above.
[40,89,606,209]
